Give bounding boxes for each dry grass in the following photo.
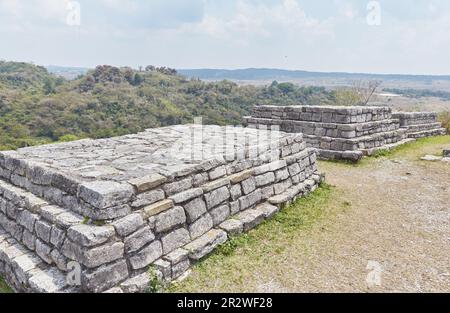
[438,112,450,133]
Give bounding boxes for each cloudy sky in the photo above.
[0,0,449,74]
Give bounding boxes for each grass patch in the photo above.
[367,135,450,161]
[0,276,13,293]
[168,183,341,292]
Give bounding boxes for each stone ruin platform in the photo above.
[244,105,413,162]
[391,112,447,139]
[0,125,322,293]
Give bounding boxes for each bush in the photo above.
[438,111,450,133]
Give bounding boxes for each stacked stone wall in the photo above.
[245,105,410,161]
[0,125,322,293]
[391,112,447,138]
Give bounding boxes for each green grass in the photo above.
[366,135,450,161]
[0,276,13,293]
[168,183,343,292]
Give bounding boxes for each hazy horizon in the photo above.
[2,1,450,75]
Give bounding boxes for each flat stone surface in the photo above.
[3,125,292,185]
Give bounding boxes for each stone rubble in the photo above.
[0,124,322,293]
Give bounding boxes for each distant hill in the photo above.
[178,68,450,89]
[0,61,57,89]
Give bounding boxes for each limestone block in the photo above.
[129,240,162,270]
[188,213,213,239]
[79,181,134,209]
[183,197,207,223]
[124,226,155,254]
[67,224,115,247]
[154,206,186,233]
[161,228,190,254]
[128,174,167,193]
[112,213,144,237]
[184,229,227,261]
[204,186,230,209]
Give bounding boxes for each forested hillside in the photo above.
[0,61,334,150]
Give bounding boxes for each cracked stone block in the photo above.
[153,258,172,281]
[169,188,203,204]
[129,240,162,270]
[241,177,256,195]
[154,206,186,234]
[83,260,129,293]
[28,268,67,293]
[35,238,52,264]
[183,197,207,223]
[209,166,227,180]
[219,219,243,236]
[112,213,144,237]
[131,189,165,208]
[55,212,83,229]
[184,229,227,261]
[79,181,134,209]
[124,226,155,254]
[202,177,230,193]
[50,226,65,249]
[163,177,193,196]
[67,224,115,247]
[161,228,190,255]
[35,220,52,243]
[188,213,213,240]
[16,210,39,232]
[255,203,279,219]
[204,186,230,209]
[229,169,253,184]
[143,199,174,218]
[172,259,190,280]
[163,248,189,265]
[239,189,262,211]
[120,272,150,293]
[235,209,265,232]
[255,172,275,187]
[128,174,167,193]
[39,205,65,223]
[210,204,230,226]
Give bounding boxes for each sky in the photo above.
[0,0,449,75]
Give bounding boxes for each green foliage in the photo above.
[147,266,163,293]
[0,276,13,293]
[0,62,335,151]
[438,111,450,133]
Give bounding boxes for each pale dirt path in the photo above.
[306,159,450,292]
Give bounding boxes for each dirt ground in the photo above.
[173,136,450,293]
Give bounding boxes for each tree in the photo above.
[352,80,382,105]
[43,78,55,95]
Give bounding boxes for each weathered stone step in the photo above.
[0,225,77,293]
[406,128,447,139]
[403,122,443,132]
[361,138,416,156]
